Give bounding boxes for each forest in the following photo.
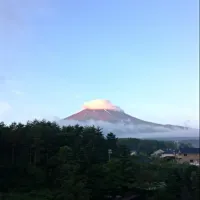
[0,120,199,200]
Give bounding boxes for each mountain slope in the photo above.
[64,109,186,130]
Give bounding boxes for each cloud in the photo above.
[55,119,199,138]
[1,112,198,138]
[83,99,124,112]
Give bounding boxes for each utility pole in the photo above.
[108,149,112,161]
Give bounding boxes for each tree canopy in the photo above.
[0,120,199,200]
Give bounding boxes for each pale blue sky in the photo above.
[0,0,199,128]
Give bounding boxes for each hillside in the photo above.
[64,108,186,130]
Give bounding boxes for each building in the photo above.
[151,148,200,166]
[151,149,177,160]
[151,149,164,157]
[160,149,176,159]
[177,148,200,165]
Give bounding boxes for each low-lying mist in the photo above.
[57,119,199,139]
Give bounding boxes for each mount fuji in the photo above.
[63,100,186,133]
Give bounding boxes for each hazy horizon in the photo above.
[1,117,199,139]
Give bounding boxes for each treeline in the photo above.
[118,138,193,155]
[0,120,199,200]
[118,138,177,155]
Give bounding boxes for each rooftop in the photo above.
[179,147,200,154]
